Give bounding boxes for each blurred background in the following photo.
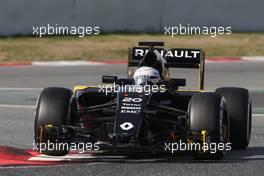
[0,0,263,61]
[1,0,264,34]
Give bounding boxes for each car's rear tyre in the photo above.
[188,93,229,160]
[34,87,72,156]
[216,87,252,150]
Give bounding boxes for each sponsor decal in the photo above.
[121,97,142,114]
[133,48,200,59]
[120,122,134,130]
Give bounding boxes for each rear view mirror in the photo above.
[163,78,186,90]
[102,75,118,83]
[170,78,186,87]
[117,78,133,85]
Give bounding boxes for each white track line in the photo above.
[0,104,35,108]
[0,87,42,91]
[0,162,103,169]
[253,114,264,117]
[28,154,126,161]
[32,61,106,66]
[242,56,264,62]
[28,152,264,162]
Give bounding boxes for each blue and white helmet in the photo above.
[133,66,160,85]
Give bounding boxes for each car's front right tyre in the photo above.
[34,87,72,156]
[188,93,229,160]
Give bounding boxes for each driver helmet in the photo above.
[133,66,160,85]
[139,50,166,78]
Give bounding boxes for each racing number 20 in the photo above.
[122,97,142,103]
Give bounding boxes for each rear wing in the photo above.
[127,42,205,90]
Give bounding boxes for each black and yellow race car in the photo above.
[34,42,251,160]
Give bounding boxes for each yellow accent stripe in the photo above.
[40,124,53,143]
[201,130,207,144]
[201,130,208,152]
[73,86,98,93]
[39,126,43,143]
[171,132,179,142]
[45,124,53,129]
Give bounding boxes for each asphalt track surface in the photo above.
[0,61,264,176]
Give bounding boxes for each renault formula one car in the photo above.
[34,42,252,160]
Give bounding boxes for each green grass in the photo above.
[0,33,264,62]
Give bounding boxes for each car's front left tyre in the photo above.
[216,87,252,149]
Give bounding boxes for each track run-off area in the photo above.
[0,61,263,176]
